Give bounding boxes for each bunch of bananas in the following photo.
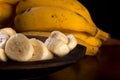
[0,0,110,56]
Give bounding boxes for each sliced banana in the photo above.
[0,34,9,49]
[0,27,16,36]
[5,33,34,62]
[67,34,77,50]
[0,48,7,62]
[29,38,53,61]
[50,31,68,44]
[45,37,70,57]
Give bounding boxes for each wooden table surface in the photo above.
[45,38,120,80]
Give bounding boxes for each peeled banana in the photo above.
[0,48,7,62]
[14,6,97,36]
[67,34,78,50]
[49,31,69,44]
[45,37,70,57]
[5,33,34,61]
[29,38,53,61]
[0,34,9,49]
[22,31,100,56]
[0,27,16,36]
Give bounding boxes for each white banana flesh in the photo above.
[67,34,77,50]
[45,31,78,57]
[0,27,16,36]
[45,37,70,57]
[5,33,34,62]
[29,38,53,61]
[0,34,9,49]
[49,31,68,44]
[0,48,7,62]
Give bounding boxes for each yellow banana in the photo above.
[0,2,13,24]
[15,0,110,41]
[0,0,19,5]
[66,32,102,47]
[14,6,97,36]
[72,0,110,41]
[76,38,99,56]
[15,0,109,41]
[73,0,110,41]
[16,0,95,26]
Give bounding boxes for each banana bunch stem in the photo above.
[95,28,110,41]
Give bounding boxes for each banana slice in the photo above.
[0,34,9,49]
[0,48,7,62]
[67,34,77,50]
[50,31,68,44]
[29,38,53,61]
[45,37,70,57]
[0,27,16,36]
[5,33,34,62]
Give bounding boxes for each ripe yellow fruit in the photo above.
[77,38,99,56]
[0,0,19,5]
[15,0,110,41]
[0,2,13,24]
[14,6,97,36]
[67,32,102,47]
[16,0,95,26]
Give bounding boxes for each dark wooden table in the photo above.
[46,38,120,80]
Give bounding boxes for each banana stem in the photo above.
[95,28,110,41]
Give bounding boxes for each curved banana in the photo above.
[16,0,110,41]
[73,0,110,41]
[67,32,102,47]
[14,6,97,36]
[0,2,13,24]
[77,38,99,56]
[0,0,19,5]
[16,0,95,26]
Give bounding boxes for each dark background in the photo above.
[78,0,119,39]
